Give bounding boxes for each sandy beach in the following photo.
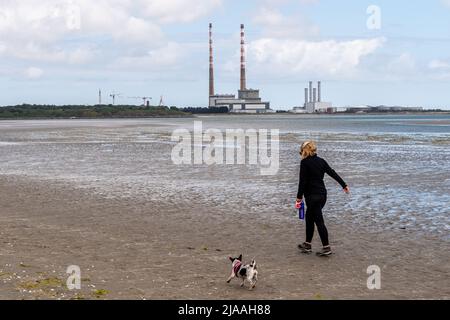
[0,174,448,300]
[2,0,450,303]
[0,117,449,299]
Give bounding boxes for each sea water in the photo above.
[0,114,449,240]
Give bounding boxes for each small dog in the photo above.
[226,254,258,290]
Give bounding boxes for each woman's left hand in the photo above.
[295,198,302,209]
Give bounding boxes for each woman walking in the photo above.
[296,141,350,256]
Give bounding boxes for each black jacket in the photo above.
[297,155,347,199]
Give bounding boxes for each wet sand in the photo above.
[1,174,448,300]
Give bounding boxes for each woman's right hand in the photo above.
[343,186,350,194]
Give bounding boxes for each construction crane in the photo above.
[109,92,122,105]
[128,96,152,107]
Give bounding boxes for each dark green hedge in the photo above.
[0,104,190,118]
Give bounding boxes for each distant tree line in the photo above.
[0,104,190,119]
[179,106,229,114]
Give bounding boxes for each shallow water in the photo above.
[0,114,449,240]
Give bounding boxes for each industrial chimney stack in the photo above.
[304,88,308,106]
[240,24,247,91]
[209,23,214,97]
[309,81,313,103]
[300,80,332,113]
[318,81,321,102]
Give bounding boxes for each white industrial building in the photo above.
[290,81,334,114]
[208,23,272,113]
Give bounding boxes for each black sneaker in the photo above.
[316,246,332,257]
[298,242,312,254]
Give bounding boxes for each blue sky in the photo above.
[0,0,450,109]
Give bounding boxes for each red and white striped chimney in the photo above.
[209,23,214,97]
[240,24,247,91]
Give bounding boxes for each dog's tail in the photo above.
[251,260,257,269]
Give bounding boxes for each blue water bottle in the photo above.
[296,201,305,220]
[299,202,305,220]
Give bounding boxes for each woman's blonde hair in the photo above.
[300,141,317,159]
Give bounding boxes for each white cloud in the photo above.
[74,1,164,44]
[441,0,450,8]
[263,0,318,6]
[139,0,222,24]
[427,59,450,80]
[114,16,164,44]
[386,53,416,75]
[24,67,44,79]
[429,59,450,70]
[113,42,186,71]
[8,42,66,62]
[299,0,319,3]
[67,47,97,64]
[0,2,73,43]
[253,7,319,38]
[247,37,385,78]
[0,1,165,44]
[428,59,450,81]
[0,0,219,67]
[0,42,97,65]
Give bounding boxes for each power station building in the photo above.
[291,81,334,113]
[208,23,272,113]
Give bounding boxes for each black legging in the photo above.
[305,194,329,247]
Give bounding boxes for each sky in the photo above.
[0,0,450,109]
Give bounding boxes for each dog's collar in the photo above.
[233,261,242,274]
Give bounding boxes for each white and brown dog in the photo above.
[226,254,258,290]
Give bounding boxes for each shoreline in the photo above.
[0,111,449,121]
[0,115,194,121]
[1,174,448,300]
